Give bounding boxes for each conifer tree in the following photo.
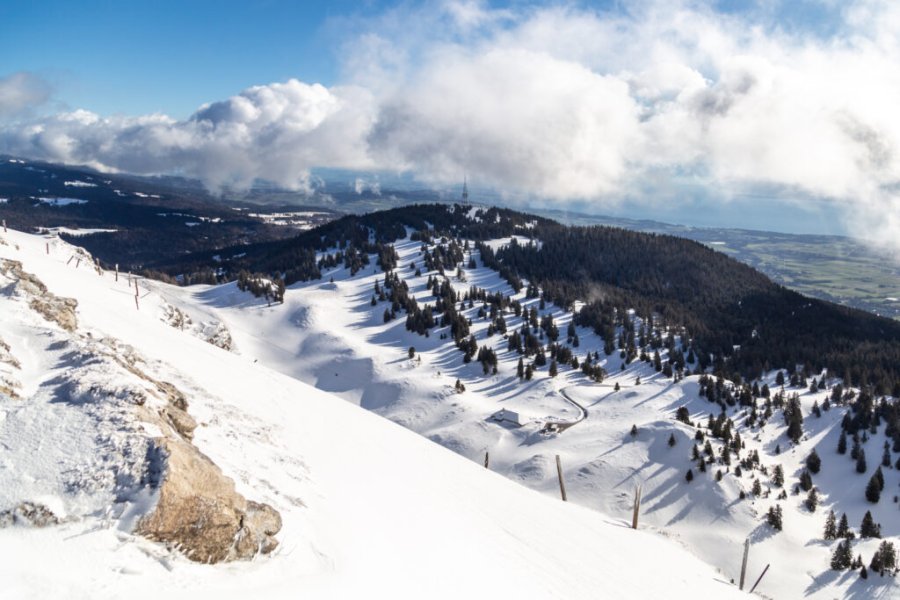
[823,510,837,540]
[799,469,813,492]
[516,357,524,379]
[766,505,783,531]
[773,464,785,487]
[837,430,848,455]
[668,433,676,447]
[866,473,882,503]
[831,539,852,570]
[837,513,853,539]
[685,468,694,483]
[548,360,558,378]
[860,511,881,538]
[805,488,819,512]
[857,449,868,474]
[806,448,822,474]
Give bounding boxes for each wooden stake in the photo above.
[484,451,489,469]
[75,258,81,269]
[134,295,140,310]
[66,256,74,266]
[1,219,6,232]
[739,538,750,590]
[45,242,49,255]
[556,455,567,502]
[631,485,643,529]
[749,564,770,594]
[115,264,118,282]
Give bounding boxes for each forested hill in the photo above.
[157,203,900,392]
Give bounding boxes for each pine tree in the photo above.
[668,433,677,447]
[806,449,822,474]
[766,505,783,531]
[516,357,524,379]
[831,539,852,570]
[773,464,785,487]
[866,474,882,503]
[548,360,558,378]
[824,510,837,540]
[837,513,853,539]
[875,540,897,573]
[630,424,638,437]
[837,430,848,455]
[882,442,892,468]
[685,468,694,483]
[752,478,762,496]
[874,465,885,491]
[805,488,819,512]
[856,448,868,473]
[860,511,881,538]
[799,469,813,492]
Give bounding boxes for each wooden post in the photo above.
[2,219,6,232]
[45,242,49,255]
[115,264,118,282]
[75,258,81,269]
[484,451,489,469]
[739,538,750,590]
[66,256,74,266]
[134,294,140,310]
[631,485,643,529]
[556,455,567,502]
[749,564,770,594]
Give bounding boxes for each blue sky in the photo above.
[1,0,844,118]
[0,0,371,117]
[0,1,897,243]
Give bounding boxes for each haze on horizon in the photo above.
[1,0,899,247]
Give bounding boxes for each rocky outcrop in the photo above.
[0,257,282,563]
[0,259,78,331]
[135,436,281,563]
[0,502,59,527]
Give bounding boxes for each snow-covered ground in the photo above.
[0,230,750,598]
[148,235,900,599]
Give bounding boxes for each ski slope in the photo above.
[148,232,900,599]
[0,229,749,598]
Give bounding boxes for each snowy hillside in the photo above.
[142,225,900,600]
[0,229,749,598]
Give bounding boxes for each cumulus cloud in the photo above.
[2,0,900,252]
[0,72,52,117]
[0,79,375,192]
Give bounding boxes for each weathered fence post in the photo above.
[75,258,81,269]
[484,451,489,469]
[556,455,567,502]
[66,256,74,266]
[45,242,49,255]
[739,538,750,590]
[631,485,643,529]
[749,564,770,594]
[115,263,119,282]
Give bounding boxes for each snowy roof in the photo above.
[491,408,523,426]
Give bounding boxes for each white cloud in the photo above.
[0,72,52,117]
[0,80,375,192]
[3,1,900,253]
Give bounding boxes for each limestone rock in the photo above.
[135,437,281,563]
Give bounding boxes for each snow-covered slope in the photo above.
[0,230,747,598]
[143,233,900,599]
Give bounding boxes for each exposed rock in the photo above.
[0,259,78,331]
[162,405,197,441]
[0,502,59,527]
[135,436,281,563]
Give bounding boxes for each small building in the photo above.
[490,408,524,427]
